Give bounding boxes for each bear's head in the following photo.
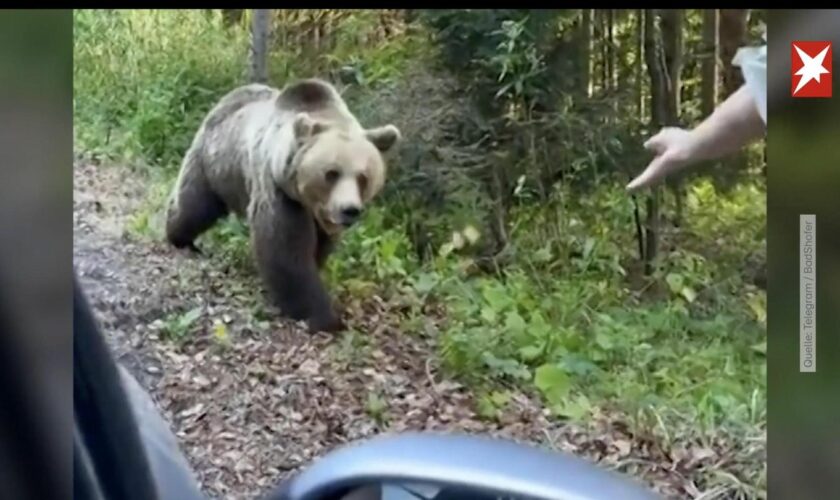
[286,112,401,235]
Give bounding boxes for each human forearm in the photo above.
[687,85,766,162]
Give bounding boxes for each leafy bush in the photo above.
[433,182,764,434]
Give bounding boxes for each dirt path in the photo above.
[73,162,686,499]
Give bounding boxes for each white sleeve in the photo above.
[732,43,767,124]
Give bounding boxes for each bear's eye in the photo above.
[325,169,340,183]
[357,173,368,193]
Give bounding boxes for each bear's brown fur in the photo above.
[165,78,400,332]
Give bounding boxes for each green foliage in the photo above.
[365,391,389,425]
[535,364,572,409]
[477,390,513,420]
[199,217,255,271]
[268,10,429,87]
[326,207,418,290]
[321,25,431,88]
[420,10,576,105]
[160,306,203,341]
[426,181,764,438]
[74,10,249,168]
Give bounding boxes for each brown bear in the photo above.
[164,78,401,333]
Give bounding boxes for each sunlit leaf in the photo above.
[179,306,203,329]
[582,238,596,260]
[681,286,697,303]
[518,344,542,362]
[666,273,684,294]
[504,311,527,334]
[462,225,481,245]
[551,394,591,420]
[480,307,497,324]
[534,364,571,405]
[413,272,438,295]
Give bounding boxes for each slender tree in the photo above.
[606,10,616,93]
[642,9,667,274]
[701,9,720,117]
[250,9,270,84]
[581,9,593,98]
[719,9,750,172]
[660,9,685,226]
[636,9,645,119]
[719,9,749,97]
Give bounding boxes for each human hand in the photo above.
[626,127,700,192]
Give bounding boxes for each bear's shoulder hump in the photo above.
[276,79,341,112]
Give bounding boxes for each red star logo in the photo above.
[791,41,832,98]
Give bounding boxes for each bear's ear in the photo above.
[292,112,327,142]
[365,124,401,154]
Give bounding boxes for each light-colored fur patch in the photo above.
[168,78,397,235]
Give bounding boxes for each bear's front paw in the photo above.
[307,311,345,334]
[283,305,309,322]
[172,242,204,257]
[271,297,308,322]
[186,243,204,256]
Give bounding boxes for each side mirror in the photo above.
[265,432,660,500]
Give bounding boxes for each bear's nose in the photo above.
[339,206,362,226]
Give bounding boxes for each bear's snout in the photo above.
[338,206,362,227]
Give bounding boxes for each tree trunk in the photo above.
[642,9,668,274]
[660,9,683,125]
[222,9,244,28]
[603,11,610,93]
[719,9,750,173]
[483,157,510,268]
[632,194,645,261]
[660,9,685,227]
[249,9,270,84]
[701,9,720,117]
[598,11,607,94]
[644,11,667,128]
[719,9,749,97]
[644,190,661,275]
[581,9,593,97]
[636,9,645,120]
[607,10,616,93]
